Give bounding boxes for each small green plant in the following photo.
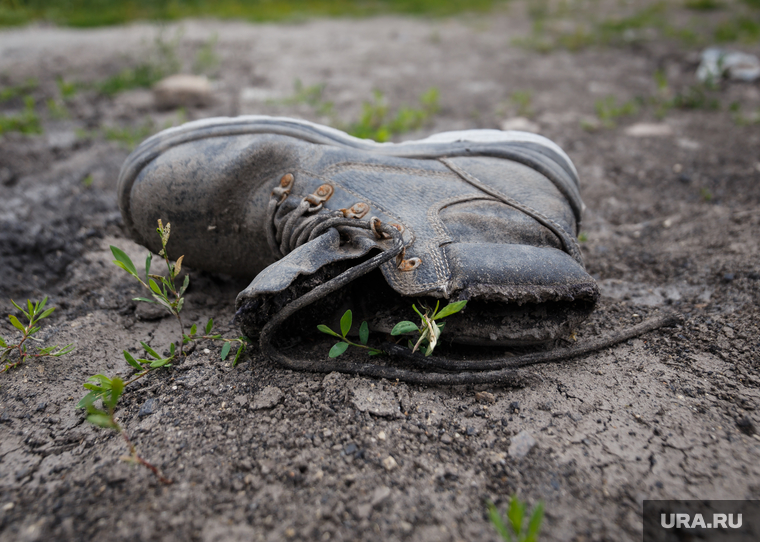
[390,300,467,357]
[685,0,723,10]
[81,220,246,405]
[346,87,440,142]
[80,376,171,484]
[192,33,220,75]
[649,72,721,118]
[319,300,467,358]
[97,29,182,96]
[318,310,383,358]
[278,79,335,116]
[577,232,588,243]
[1,297,74,373]
[110,219,246,365]
[79,221,247,482]
[511,91,534,118]
[671,85,720,110]
[0,96,42,135]
[111,219,189,351]
[594,95,638,128]
[714,16,760,43]
[0,0,508,29]
[700,187,714,202]
[97,64,165,97]
[0,78,37,102]
[102,121,156,149]
[56,76,79,99]
[730,102,760,125]
[488,496,545,542]
[46,98,69,120]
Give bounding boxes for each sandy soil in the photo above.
[1,4,760,541]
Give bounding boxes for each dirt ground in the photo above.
[1,3,760,541]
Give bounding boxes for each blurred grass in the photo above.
[0,0,511,27]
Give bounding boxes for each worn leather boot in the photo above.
[118,116,601,381]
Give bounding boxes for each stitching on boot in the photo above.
[322,161,458,179]
[439,157,584,264]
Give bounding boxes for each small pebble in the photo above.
[508,430,537,459]
[382,456,398,471]
[138,398,158,417]
[474,391,496,404]
[252,386,283,410]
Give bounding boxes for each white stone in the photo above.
[508,430,537,459]
[382,455,398,471]
[153,74,212,108]
[624,123,673,137]
[500,116,540,133]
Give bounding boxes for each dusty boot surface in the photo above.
[118,116,598,359]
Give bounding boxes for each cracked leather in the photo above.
[119,117,599,346]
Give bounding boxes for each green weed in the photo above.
[192,33,219,75]
[79,221,246,483]
[87,110,186,150]
[46,97,69,120]
[278,79,335,116]
[0,78,37,102]
[97,29,181,96]
[516,1,713,53]
[97,64,166,97]
[80,220,246,407]
[0,96,42,135]
[80,375,172,484]
[577,232,588,243]
[488,496,545,542]
[390,300,467,357]
[596,2,666,42]
[319,300,467,358]
[511,91,533,118]
[275,83,440,142]
[112,219,246,362]
[594,95,638,128]
[685,0,723,10]
[1,297,74,373]
[56,77,79,99]
[700,187,714,201]
[649,71,721,118]
[730,102,760,125]
[714,16,760,43]
[102,121,155,149]
[0,0,510,28]
[671,85,720,110]
[318,310,383,358]
[346,87,439,142]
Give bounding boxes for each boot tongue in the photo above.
[238,228,376,298]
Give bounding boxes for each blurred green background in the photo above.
[0,0,510,27]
